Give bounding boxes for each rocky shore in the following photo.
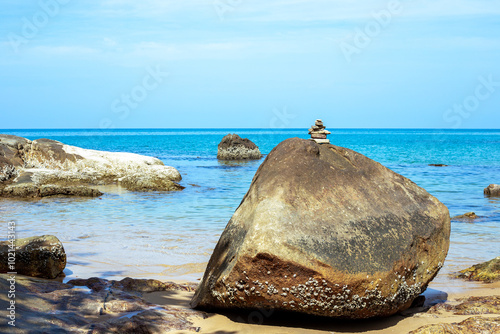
[0,134,183,198]
[0,274,204,333]
[1,272,499,333]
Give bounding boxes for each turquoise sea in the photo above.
[0,129,499,290]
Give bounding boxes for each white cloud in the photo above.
[2,0,499,66]
[30,45,101,56]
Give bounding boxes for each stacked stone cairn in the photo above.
[308,119,331,144]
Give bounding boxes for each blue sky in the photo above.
[1,0,499,129]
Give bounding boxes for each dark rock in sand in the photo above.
[67,277,109,292]
[429,295,500,315]
[451,212,479,220]
[192,138,451,319]
[90,308,201,333]
[0,274,203,333]
[114,277,197,293]
[456,256,500,283]
[217,134,262,160]
[0,235,66,279]
[410,316,500,334]
[68,277,197,293]
[485,184,500,197]
[413,295,500,333]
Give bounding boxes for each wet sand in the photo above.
[141,279,500,334]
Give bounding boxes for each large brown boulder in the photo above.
[484,184,500,197]
[0,235,66,279]
[217,134,262,160]
[192,138,451,319]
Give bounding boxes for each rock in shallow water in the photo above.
[0,183,102,198]
[192,138,451,319]
[485,184,500,197]
[217,134,262,160]
[456,256,500,282]
[451,212,479,221]
[0,235,66,279]
[0,134,183,197]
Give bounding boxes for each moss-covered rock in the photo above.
[451,212,479,220]
[429,295,500,315]
[0,235,66,279]
[456,257,500,283]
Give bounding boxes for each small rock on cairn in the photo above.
[309,119,331,144]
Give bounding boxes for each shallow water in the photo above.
[0,129,499,288]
